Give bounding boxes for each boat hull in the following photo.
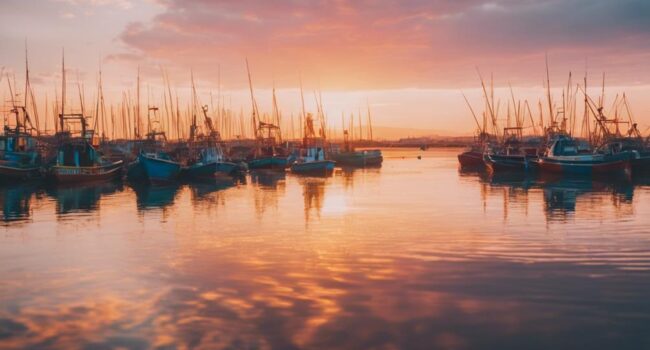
[484,154,532,172]
[248,156,289,170]
[458,151,485,168]
[537,155,632,176]
[291,160,335,175]
[126,160,147,182]
[139,155,181,183]
[632,155,650,173]
[331,150,383,167]
[185,161,239,180]
[0,163,41,181]
[49,161,123,184]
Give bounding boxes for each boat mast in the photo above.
[136,66,141,139]
[245,59,259,139]
[190,70,198,142]
[367,100,373,141]
[462,92,482,134]
[545,54,554,130]
[357,107,362,141]
[60,49,66,132]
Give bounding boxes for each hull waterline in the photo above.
[291,160,335,176]
[49,161,124,184]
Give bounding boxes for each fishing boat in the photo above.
[331,104,382,167]
[459,131,495,169]
[330,148,382,167]
[183,83,239,180]
[185,149,238,180]
[598,123,650,173]
[246,121,292,170]
[129,105,182,184]
[291,147,335,175]
[0,108,42,181]
[184,139,238,180]
[138,151,181,184]
[330,130,382,167]
[536,135,635,176]
[245,64,292,171]
[483,127,539,172]
[601,134,650,173]
[458,146,486,168]
[49,114,123,184]
[0,49,45,181]
[458,90,494,169]
[291,113,335,176]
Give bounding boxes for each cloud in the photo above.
[51,0,134,10]
[114,0,650,89]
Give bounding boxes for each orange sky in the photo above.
[2,0,650,138]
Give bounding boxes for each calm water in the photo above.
[1,148,650,349]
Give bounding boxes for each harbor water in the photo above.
[1,148,650,349]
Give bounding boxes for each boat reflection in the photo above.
[475,170,636,221]
[0,183,40,223]
[300,177,327,224]
[339,165,381,189]
[189,179,238,206]
[131,183,181,210]
[250,170,286,188]
[46,181,123,215]
[250,171,286,218]
[539,175,634,220]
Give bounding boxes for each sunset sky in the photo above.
[1,0,650,137]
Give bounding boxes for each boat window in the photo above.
[562,146,578,155]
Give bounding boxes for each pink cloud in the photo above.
[114,0,650,89]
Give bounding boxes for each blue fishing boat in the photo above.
[185,145,238,180]
[130,104,181,184]
[247,121,291,171]
[291,112,335,176]
[248,154,290,170]
[138,152,181,183]
[49,114,123,184]
[126,130,170,183]
[0,107,43,181]
[291,147,335,175]
[182,102,240,180]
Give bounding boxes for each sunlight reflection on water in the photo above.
[1,148,650,349]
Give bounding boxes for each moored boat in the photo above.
[138,152,181,183]
[0,107,43,181]
[0,161,41,181]
[291,159,335,175]
[248,154,290,171]
[483,127,539,172]
[185,145,238,180]
[458,132,494,169]
[330,149,383,167]
[291,112,335,176]
[458,147,485,168]
[537,135,635,177]
[49,113,123,184]
[49,135,123,184]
